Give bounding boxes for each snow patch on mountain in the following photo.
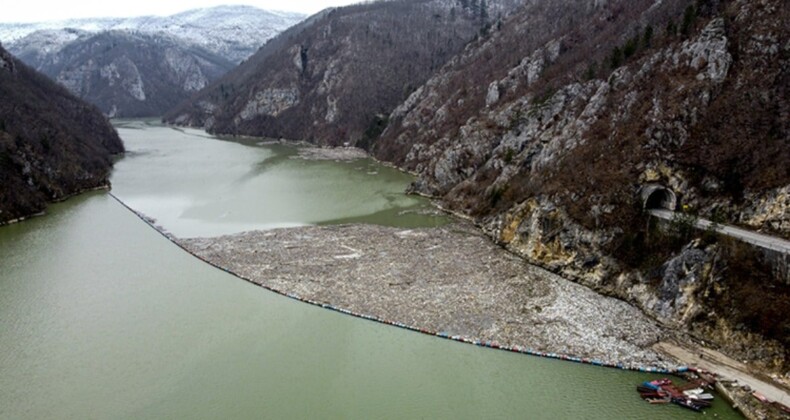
[1,5,306,63]
[165,48,209,92]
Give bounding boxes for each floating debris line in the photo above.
[108,192,697,376]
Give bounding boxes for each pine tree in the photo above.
[681,5,697,37]
[584,62,597,81]
[666,20,677,36]
[623,35,639,59]
[610,46,624,69]
[642,25,654,48]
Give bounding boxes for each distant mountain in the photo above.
[0,45,123,224]
[164,0,522,145]
[2,6,305,118]
[1,5,306,64]
[12,30,235,118]
[2,28,88,69]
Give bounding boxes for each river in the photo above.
[0,121,740,419]
[109,120,447,237]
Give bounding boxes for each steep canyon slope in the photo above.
[13,31,236,118]
[376,0,789,374]
[165,0,521,145]
[0,46,123,224]
[164,0,788,377]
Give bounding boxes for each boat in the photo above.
[689,393,714,401]
[637,385,658,393]
[641,382,660,391]
[677,379,711,391]
[639,392,666,399]
[693,400,713,408]
[646,397,671,404]
[636,378,713,413]
[672,398,704,412]
[683,397,713,407]
[683,388,704,396]
[641,378,671,391]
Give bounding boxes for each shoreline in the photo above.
[110,190,787,416]
[178,225,675,370]
[110,194,694,374]
[0,184,110,227]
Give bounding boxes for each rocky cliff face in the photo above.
[165,0,522,145]
[376,0,789,372]
[163,0,789,372]
[0,46,124,224]
[12,31,235,118]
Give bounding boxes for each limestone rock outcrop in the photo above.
[165,0,523,144]
[377,0,789,372]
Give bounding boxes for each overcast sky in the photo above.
[0,1,362,23]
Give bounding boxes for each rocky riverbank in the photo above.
[179,222,676,368]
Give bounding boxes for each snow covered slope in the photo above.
[1,5,306,63]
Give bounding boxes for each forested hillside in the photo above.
[12,31,235,118]
[374,0,789,373]
[0,45,123,223]
[165,0,521,145]
[162,0,788,377]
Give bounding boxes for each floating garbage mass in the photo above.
[109,193,695,375]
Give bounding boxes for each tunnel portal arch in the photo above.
[640,184,677,211]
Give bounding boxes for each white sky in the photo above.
[0,1,361,23]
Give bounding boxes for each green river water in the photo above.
[0,121,740,419]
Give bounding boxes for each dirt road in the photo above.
[655,341,790,405]
[649,209,790,253]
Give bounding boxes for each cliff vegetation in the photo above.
[165,0,521,145]
[163,0,789,376]
[0,45,124,223]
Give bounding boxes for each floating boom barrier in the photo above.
[109,193,696,376]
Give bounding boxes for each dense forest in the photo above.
[0,45,123,223]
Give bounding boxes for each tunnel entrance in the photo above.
[640,184,677,211]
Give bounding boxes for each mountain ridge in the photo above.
[13,30,236,118]
[3,5,307,118]
[1,5,306,64]
[164,0,523,145]
[373,0,789,376]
